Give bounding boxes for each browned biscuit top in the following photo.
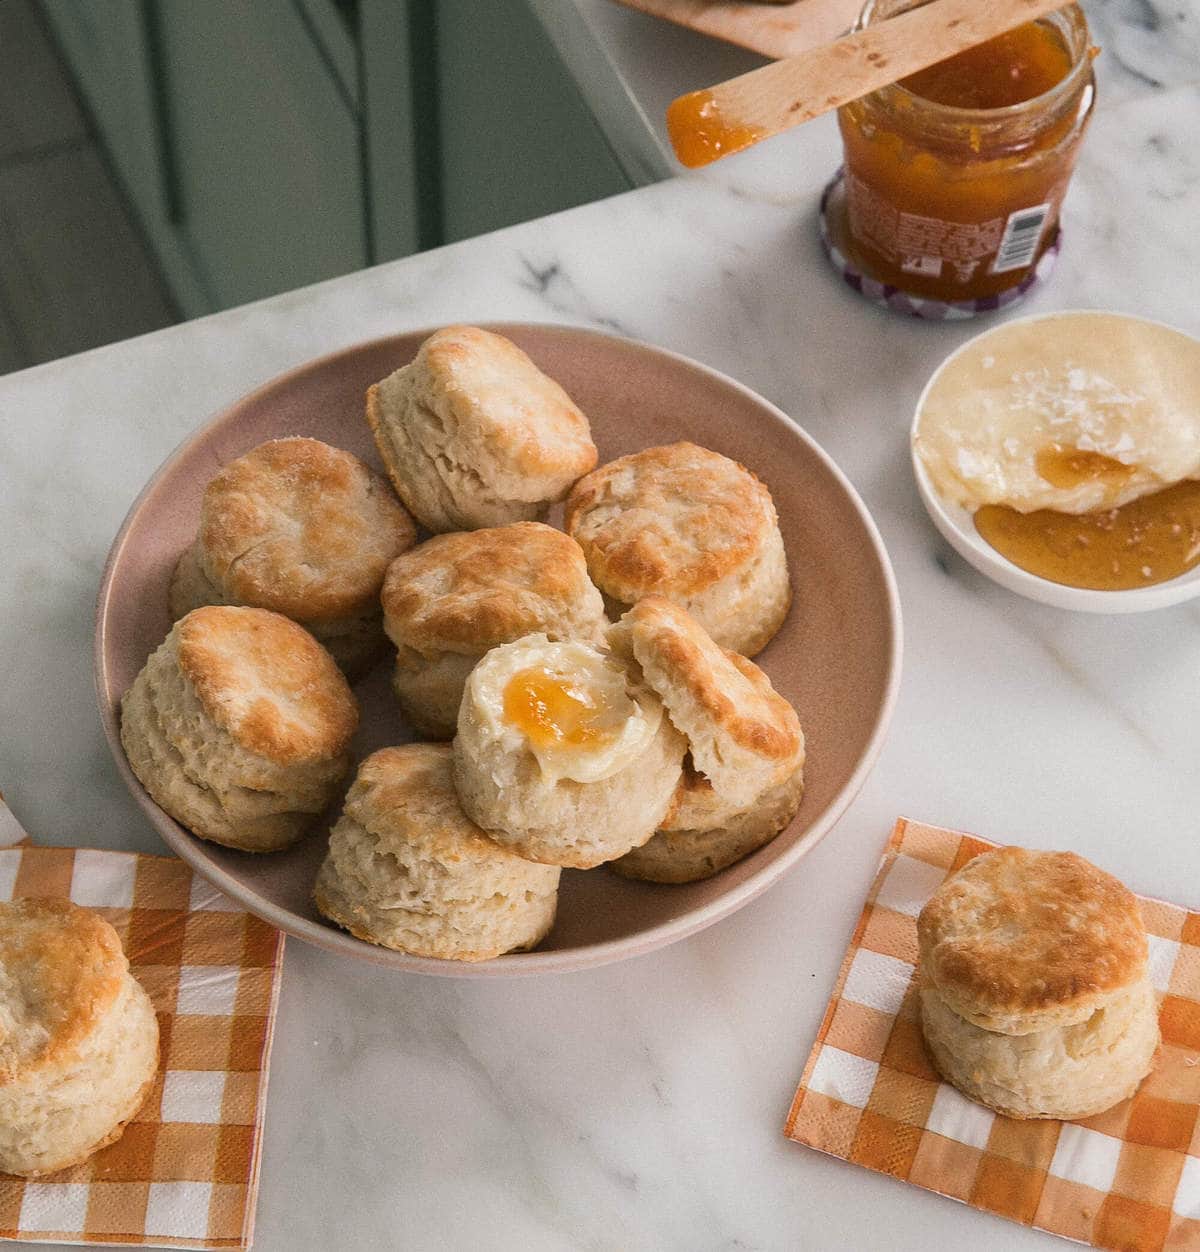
[418,326,597,480]
[381,522,602,653]
[564,442,776,599]
[177,606,358,763]
[198,437,415,621]
[918,847,1149,1024]
[0,898,128,1084]
[346,744,532,864]
[616,595,802,763]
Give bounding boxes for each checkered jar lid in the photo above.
[818,172,1062,322]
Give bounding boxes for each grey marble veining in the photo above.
[2,9,1199,1251]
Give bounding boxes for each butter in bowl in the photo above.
[911,310,1200,612]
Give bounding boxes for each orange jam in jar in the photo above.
[827,1,1095,308]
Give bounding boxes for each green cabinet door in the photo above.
[37,3,166,233]
[153,0,368,309]
[435,0,633,244]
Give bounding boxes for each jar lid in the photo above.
[818,170,1061,322]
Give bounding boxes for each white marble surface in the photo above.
[2,8,1200,1248]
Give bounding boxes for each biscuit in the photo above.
[918,846,1150,1034]
[920,975,1159,1120]
[606,598,804,881]
[169,437,416,676]
[611,759,805,884]
[452,635,686,868]
[382,522,607,738]
[609,597,804,810]
[366,326,598,532]
[565,442,790,656]
[0,899,159,1177]
[917,847,1159,1120]
[314,744,560,960]
[121,606,358,852]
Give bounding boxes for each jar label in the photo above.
[991,204,1052,272]
[845,171,1060,286]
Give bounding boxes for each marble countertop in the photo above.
[2,7,1199,1247]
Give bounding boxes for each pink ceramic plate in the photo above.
[95,324,901,976]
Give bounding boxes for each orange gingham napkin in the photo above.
[0,800,285,1250]
[785,818,1200,1252]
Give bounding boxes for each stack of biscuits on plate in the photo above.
[120,325,806,962]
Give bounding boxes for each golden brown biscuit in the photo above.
[382,522,607,737]
[918,847,1150,1034]
[606,598,804,881]
[169,437,416,675]
[917,847,1159,1120]
[452,635,686,868]
[120,606,358,852]
[366,326,598,532]
[920,976,1159,1120]
[0,899,159,1177]
[611,759,805,884]
[314,744,560,961]
[565,442,790,656]
[609,596,804,810]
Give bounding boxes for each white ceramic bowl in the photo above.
[911,310,1200,614]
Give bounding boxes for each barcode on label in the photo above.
[991,204,1050,273]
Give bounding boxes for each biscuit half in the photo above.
[0,899,159,1177]
[607,598,805,882]
[918,847,1151,1034]
[610,597,804,810]
[920,976,1160,1120]
[452,635,686,868]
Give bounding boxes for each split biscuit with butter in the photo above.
[917,846,1160,1120]
[565,441,790,657]
[607,597,805,883]
[315,744,560,961]
[382,522,607,739]
[169,437,416,676]
[366,325,598,532]
[452,634,686,868]
[121,605,358,853]
[0,899,159,1177]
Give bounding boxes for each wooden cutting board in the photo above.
[612,0,867,60]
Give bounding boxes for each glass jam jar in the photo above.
[824,0,1096,309]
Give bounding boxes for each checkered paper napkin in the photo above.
[785,818,1200,1251]
[0,802,285,1250]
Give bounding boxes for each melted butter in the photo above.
[502,667,612,749]
[975,480,1200,590]
[667,90,764,169]
[1035,443,1136,490]
[900,22,1073,109]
